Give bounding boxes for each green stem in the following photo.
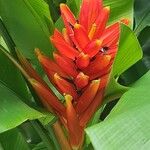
[30,120,54,150]
[46,124,61,150]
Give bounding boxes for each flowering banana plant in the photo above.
[19,0,129,148]
[0,0,149,149]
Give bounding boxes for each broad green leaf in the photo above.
[0,81,43,133]
[0,50,30,102]
[0,0,53,66]
[134,0,150,34]
[66,0,81,16]
[104,77,129,102]
[105,24,142,101]
[118,26,150,86]
[104,0,133,25]
[46,0,60,22]
[86,71,150,150]
[112,24,143,77]
[0,128,30,150]
[28,0,54,33]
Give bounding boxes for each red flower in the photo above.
[19,0,129,149]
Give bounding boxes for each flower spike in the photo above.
[29,78,66,116]
[79,89,104,127]
[73,23,90,49]
[50,29,79,60]
[93,6,110,39]
[53,53,78,78]
[79,0,102,32]
[54,73,78,100]
[75,79,100,114]
[76,52,90,69]
[35,48,68,81]
[83,39,103,58]
[32,0,130,149]
[65,94,83,149]
[85,54,111,75]
[75,72,89,89]
[60,3,76,26]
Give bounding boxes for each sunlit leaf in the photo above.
[0,50,30,102]
[112,24,143,77]
[86,71,150,150]
[0,81,43,133]
[0,0,54,67]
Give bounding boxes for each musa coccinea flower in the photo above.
[19,0,129,149]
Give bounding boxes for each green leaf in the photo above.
[66,0,81,16]
[0,81,43,133]
[0,50,30,102]
[0,0,54,66]
[104,24,142,101]
[104,76,129,102]
[112,24,143,77]
[28,0,54,33]
[104,0,134,25]
[86,71,150,150]
[134,0,150,34]
[0,128,30,150]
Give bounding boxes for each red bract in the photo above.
[24,0,129,149]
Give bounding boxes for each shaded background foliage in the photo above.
[0,0,149,149]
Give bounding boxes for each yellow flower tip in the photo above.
[35,48,42,57]
[60,3,66,10]
[105,55,111,61]
[62,28,67,33]
[54,73,61,80]
[92,23,97,27]
[80,52,89,59]
[121,18,130,25]
[53,52,57,58]
[95,39,103,46]
[104,6,110,12]
[88,23,97,40]
[28,78,38,86]
[64,94,73,104]
[74,23,81,29]
[92,79,101,85]
[79,72,89,78]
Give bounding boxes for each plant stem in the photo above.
[46,124,61,150]
[53,121,72,150]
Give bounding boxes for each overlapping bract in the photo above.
[19,0,129,149]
